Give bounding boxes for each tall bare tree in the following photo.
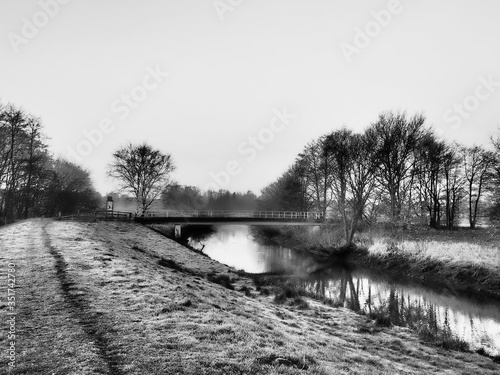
[488,130,500,223]
[1,104,27,220]
[19,116,49,217]
[491,130,500,187]
[323,129,379,244]
[414,133,448,228]
[108,143,175,214]
[0,104,50,221]
[324,128,352,243]
[297,137,334,217]
[462,146,494,228]
[366,111,426,225]
[259,164,310,212]
[345,132,378,242]
[442,144,465,229]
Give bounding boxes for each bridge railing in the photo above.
[142,210,324,220]
[56,210,133,222]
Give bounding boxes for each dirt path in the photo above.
[0,219,121,374]
[42,222,124,375]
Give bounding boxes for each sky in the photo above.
[1,0,500,196]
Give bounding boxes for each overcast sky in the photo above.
[1,0,500,196]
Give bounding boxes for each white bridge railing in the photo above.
[142,210,324,220]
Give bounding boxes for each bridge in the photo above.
[134,210,328,226]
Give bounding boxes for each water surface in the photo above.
[186,224,500,356]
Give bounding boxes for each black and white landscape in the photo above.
[1,1,500,374]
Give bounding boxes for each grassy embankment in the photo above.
[254,225,500,300]
[2,219,499,374]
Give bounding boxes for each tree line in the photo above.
[260,111,500,244]
[0,102,101,223]
[162,185,257,211]
[3,102,499,236]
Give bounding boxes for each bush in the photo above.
[207,273,234,290]
[369,311,392,327]
[291,296,309,309]
[238,285,253,297]
[274,293,287,304]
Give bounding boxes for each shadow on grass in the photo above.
[157,258,193,274]
[254,353,316,371]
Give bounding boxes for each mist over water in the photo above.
[187,224,500,356]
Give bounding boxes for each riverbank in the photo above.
[1,220,499,374]
[252,225,500,300]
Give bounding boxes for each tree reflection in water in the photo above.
[299,268,500,356]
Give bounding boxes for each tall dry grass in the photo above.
[365,236,500,272]
[356,229,500,298]
[257,225,500,296]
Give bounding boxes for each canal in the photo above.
[181,224,500,357]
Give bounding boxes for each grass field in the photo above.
[1,220,499,374]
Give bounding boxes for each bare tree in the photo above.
[0,102,100,223]
[0,104,50,221]
[345,132,378,242]
[323,129,379,244]
[366,111,426,225]
[442,144,465,229]
[414,133,447,228]
[19,116,48,218]
[297,137,334,217]
[1,104,27,220]
[108,143,175,214]
[44,159,101,215]
[324,128,352,243]
[491,130,500,187]
[259,164,310,212]
[488,130,500,223]
[462,146,494,228]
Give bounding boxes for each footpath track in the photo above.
[0,219,122,374]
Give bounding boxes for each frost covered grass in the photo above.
[1,220,499,374]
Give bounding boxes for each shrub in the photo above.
[207,273,234,290]
[291,296,309,309]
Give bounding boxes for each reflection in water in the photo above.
[188,225,316,274]
[301,269,500,355]
[185,224,500,356]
